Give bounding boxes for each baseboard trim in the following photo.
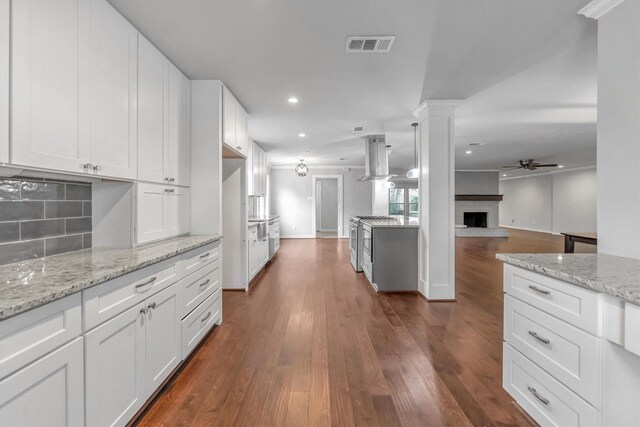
[281,235,315,239]
[500,225,553,234]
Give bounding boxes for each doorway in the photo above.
[312,175,343,238]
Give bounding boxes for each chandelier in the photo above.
[295,159,309,177]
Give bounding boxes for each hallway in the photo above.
[137,230,568,426]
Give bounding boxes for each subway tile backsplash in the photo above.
[0,178,92,266]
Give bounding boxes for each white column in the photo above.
[580,0,640,258]
[414,100,460,300]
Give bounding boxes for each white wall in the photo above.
[317,178,338,231]
[596,1,640,259]
[271,167,371,238]
[499,168,596,234]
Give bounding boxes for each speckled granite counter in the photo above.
[0,234,222,320]
[496,253,640,305]
[360,216,419,228]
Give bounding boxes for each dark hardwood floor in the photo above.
[137,229,593,427]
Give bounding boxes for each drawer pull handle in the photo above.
[148,302,156,310]
[199,279,211,288]
[529,331,551,345]
[135,276,157,289]
[201,312,211,322]
[529,285,550,295]
[527,386,549,405]
[199,252,210,259]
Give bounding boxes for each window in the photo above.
[389,185,419,217]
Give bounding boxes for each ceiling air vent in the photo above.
[353,126,365,133]
[346,36,396,53]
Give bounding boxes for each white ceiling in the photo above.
[108,0,596,171]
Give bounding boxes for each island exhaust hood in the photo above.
[359,135,396,181]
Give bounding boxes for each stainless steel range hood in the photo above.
[359,135,396,181]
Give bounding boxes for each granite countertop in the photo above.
[496,253,640,305]
[360,216,419,228]
[0,234,223,321]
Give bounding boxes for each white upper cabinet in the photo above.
[166,64,190,186]
[249,142,267,196]
[138,36,167,184]
[0,0,9,164]
[137,182,190,245]
[11,0,84,173]
[138,39,190,186]
[11,0,140,179]
[222,85,248,156]
[79,0,138,179]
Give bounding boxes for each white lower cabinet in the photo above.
[85,302,146,427]
[182,289,221,358]
[85,283,180,427]
[0,337,85,427]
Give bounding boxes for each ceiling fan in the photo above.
[502,159,559,171]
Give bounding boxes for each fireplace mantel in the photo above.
[455,194,503,201]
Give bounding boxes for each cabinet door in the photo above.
[235,105,248,155]
[0,338,84,427]
[165,186,190,238]
[79,0,138,180]
[252,143,260,195]
[137,183,167,244]
[138,37,167,184]
[166,65,190,186]
[85,303,146,427]
[145,284,181,392]
[222,86,236,148]
[0,0,8,164]
[249,238,258,279]
[11,0,86,173]
[246,141,254,195]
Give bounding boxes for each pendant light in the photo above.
[295,159,309,177]
[406,122,419,178]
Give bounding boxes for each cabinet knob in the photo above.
[164,188,175,193]
[140,307,147,315]
[82,163,93,170]
[236,146,242,151]
[92,165,101,171]
[169,177,175,182]
[148,302,156,310]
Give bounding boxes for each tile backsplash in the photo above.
[0,177,92,266]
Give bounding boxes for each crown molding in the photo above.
[270,165,365,170]
[413,100,462,121]
[578,0,625,19]
[499,165,596,181]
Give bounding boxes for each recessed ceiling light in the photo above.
[502,173,507,177]
[288,97,298,104]
[558,164,564,168]
[340,157,347,161]
[465,150,472,154]
[298,133,306,138]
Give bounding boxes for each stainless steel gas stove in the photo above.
[349,215,393,272]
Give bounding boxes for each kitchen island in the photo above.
[360,216,418,292]
[497,252,640,427]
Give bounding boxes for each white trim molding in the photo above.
[413,100,462,121]
[270,165,365,170]
[578,0,626,19]
[311,175,344,239]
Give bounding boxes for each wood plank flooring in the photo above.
[137,229,591,426]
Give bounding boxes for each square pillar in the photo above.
[413,100,460,300]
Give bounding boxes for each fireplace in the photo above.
[464,212,487,228]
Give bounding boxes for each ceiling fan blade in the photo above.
[535,164,559,168]
[501,166,522,171]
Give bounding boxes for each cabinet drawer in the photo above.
[0,294,81,380]
[181,289,221,358]
[83,259,179,330]
[181,241,221,278]
[504,343,599,427]
[504,265,601,335]
[248,227,258,240]
[505,295,601,406]
[181,258,221,318]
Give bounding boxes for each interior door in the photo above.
[138,36,167,184]
[11,0,86,173]
[80,0,138,179]
[85,303,146,427]
[145,284,181,393]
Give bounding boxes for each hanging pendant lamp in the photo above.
[295,159,309,177]
[406,122,419,178]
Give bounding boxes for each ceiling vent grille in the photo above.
[346,36,396,53]
[352,126,365,133]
